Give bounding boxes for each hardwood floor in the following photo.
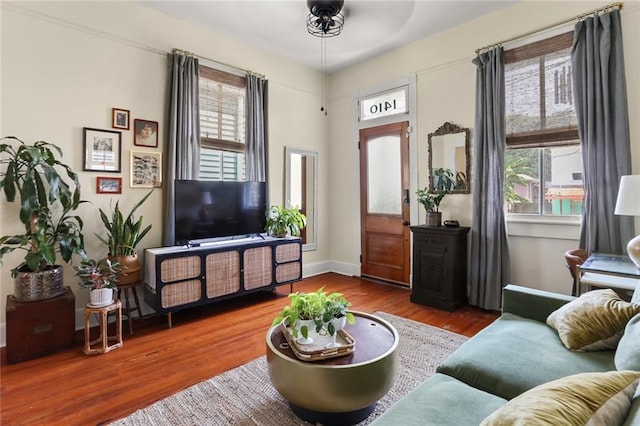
[0,273,499,425]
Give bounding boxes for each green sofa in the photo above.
[372,284,640,425]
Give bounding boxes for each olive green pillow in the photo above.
[615,314,640,371]
[546,289,640,351]
[481,371,640,426]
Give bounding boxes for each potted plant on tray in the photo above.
[74,257,123,307]
[96,189,153,285]
[265,204,306,238]
[0,137,87,301]
[416,167,456,227]
[272,288,325,344]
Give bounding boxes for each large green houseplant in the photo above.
[0,137,86,301]
[265,204,307,238]
[96,189,152,285]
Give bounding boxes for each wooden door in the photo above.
[359,121,410,285]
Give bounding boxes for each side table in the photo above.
[116,281,143,334]
[266,311,399,425]
[83,299,123,355]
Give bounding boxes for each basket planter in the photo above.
[13,266,65,302]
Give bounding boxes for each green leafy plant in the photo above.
[321,292,356,336]
[265,204,307,238]
[74,257,123,290]
[272,288,356,338]
[272,288,325,338]
[0,137,86,274]
[96,190,153,256]
[417,167,456,213]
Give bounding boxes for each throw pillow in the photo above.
[481,371,640,426]
[546,289,640,351]
[615,313,640,371]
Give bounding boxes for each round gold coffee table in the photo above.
[266,311,399,425]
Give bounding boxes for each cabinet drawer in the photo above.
[161,280,201,308]
[160,256,201,282]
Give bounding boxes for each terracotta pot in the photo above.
[112,253,141,285]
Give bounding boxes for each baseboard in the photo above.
[0,261,360,348]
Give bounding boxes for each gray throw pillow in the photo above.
[615,313,640,371]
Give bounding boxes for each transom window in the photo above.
[504,32,583,216]
[199,66,246,181]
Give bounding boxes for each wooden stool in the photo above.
[83,300,123,355]
[116,282,143,335]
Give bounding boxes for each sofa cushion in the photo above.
[616,314,640,371]
[623,385,640,426]
[370,373,506,426]
[437,313,615,400]
[481,371,640,426]
[546,289,640,351]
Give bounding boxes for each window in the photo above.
[504,32,583,216]
[199,66,246,181]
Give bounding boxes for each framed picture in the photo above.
[112,108,130,130]
[96,176,122,194]
[83,127,121,172]
[130,151,162,188]
[133,119,159,148]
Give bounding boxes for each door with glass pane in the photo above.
[359,122,410,285]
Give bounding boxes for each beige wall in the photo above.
[328,0,640,292]
[0,1,328,339]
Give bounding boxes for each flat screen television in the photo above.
[174,180,267,245]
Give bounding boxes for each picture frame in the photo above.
[133,119,159,148]
[112,108,130,130]
[96,176,122,194]
[83,127,122,172]
[130,151,162,188]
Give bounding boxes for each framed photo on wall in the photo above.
[112,108,130,130]
[130,151,162,188]
[83,127,121,172]
[96,176,122,194]
[133,119,159,148]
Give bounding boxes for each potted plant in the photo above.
[416,168,456,226]
[96,189,153,285]
[0,137,86,301]
[74,257,123,307]
[265,204,306,238]
[272,288,325,344]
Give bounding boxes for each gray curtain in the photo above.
[469,47,511,311]
[163,52,201,246]
[573,9,633,255]
[246,74,269,182]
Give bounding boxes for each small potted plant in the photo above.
[321,292,356,348]
[265,204,307,238]
[96,189,153,285]
[272,288,325,344]
[416,167,456,226]
[74,257,123,307]
[0,137,87,301]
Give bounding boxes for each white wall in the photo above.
[0,1,328,342]
[328,0,640,294]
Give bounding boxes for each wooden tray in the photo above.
[280,322,355,362]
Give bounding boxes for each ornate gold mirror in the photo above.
[428,122,471,194]
[285,147,318,251]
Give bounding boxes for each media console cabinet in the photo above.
[144,236,302,327]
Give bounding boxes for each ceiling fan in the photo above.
[306,0,345,37]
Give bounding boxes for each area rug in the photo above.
[111,312,468,426]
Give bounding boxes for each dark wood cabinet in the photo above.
[409,225,470,311]
[6,287,76,363]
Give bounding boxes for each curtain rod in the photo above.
[173,48,266,79]
[475,2,623,54]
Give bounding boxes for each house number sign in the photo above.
[360,87,408,121]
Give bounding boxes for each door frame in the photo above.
[352,74,418,282]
